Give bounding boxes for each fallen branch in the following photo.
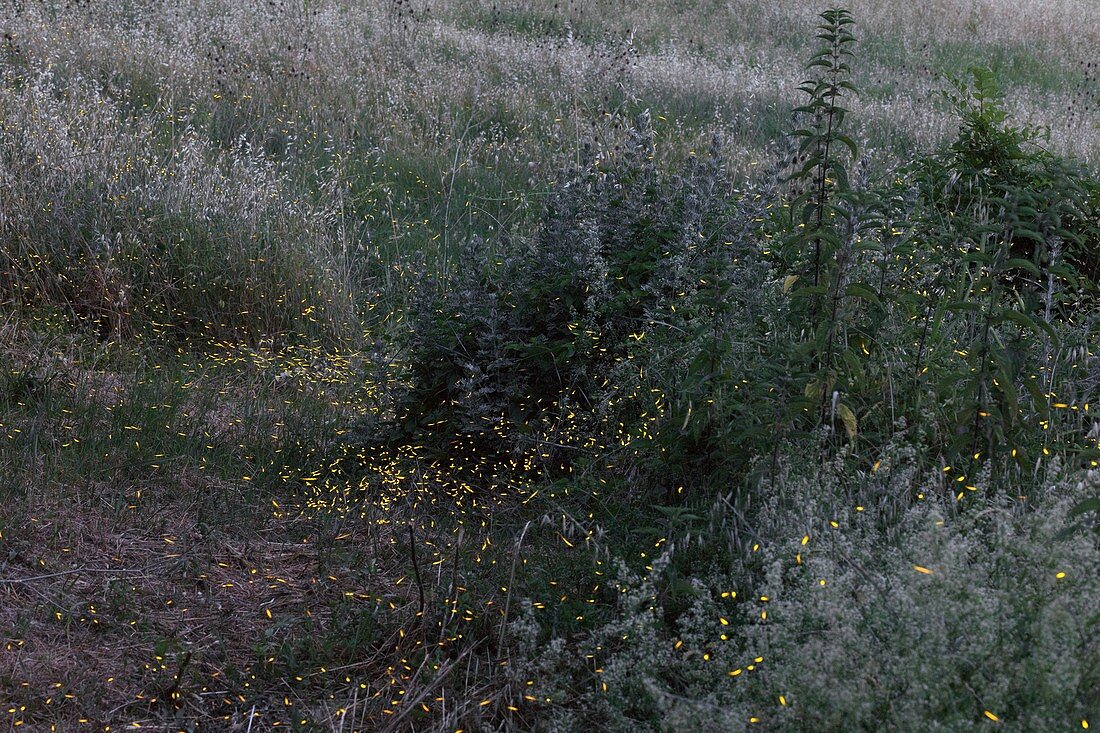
[0,567,142,584]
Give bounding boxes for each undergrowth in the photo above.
[372,8,1100,731]
[1,3,1098,732]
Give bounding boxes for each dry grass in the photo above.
[0,487,413,729]
[2,0,1095,184]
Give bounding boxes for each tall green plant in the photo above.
[903,68,1096,479]
[786,8,859,298]
[779,8,870,446]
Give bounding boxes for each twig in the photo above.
[440,526,466,642]
[0,567,142,584]
[408,522,425,616]
[377,645,476,733]
[498,520,532,653]
[163,650,193,702]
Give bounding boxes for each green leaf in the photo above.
[999,308,1057,342]
[946,300,983,313]
[1014,228,1046,244]
[840,348,867,386]
[791,284,829,298]
[962,251,994,265]
[1003,257,1041,277]
[1023,377,1047,406]
[829,162,850,190]
[844,282,882,308]
[1055,521,1091,542]
[654,505,703,523]
[1048,263,1077,279]
[1068,497,1100,519]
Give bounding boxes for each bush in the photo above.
[907,67,1100,303]
[384,112,775,491]
[505,459,1100,732]
[380,58,1100,504]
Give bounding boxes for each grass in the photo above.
[1,0,1099,730]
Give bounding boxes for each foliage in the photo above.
[384,10,1100,502]
[378,9,1100,731]
[885,67,1100,477]
[774,7,871,450]
[384,113,777,490]
[505,458,1100,732]
[3,1,1100,730]
[924,67,1100,290]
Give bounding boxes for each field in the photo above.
[1,0,1098,730]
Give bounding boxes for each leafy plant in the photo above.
[383,113,772,491]
[774,8,876,451]
[785,8,860,301]
[896,67,1100,477]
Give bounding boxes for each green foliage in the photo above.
[776,7,872,447]
[382,10,1100,506]
[890,67,1100,474]
[384,113,774,491]
[1058,493,1100,541]
[918,66,1100,291]
[0,349,56,409]
[784,8,859,293]
[451,14,1100,730]
[508,462,1099,732]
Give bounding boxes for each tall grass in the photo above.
[0,71,358,344]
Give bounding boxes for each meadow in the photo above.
[0,0,1098,730]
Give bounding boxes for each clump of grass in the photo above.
[0,73,359,345]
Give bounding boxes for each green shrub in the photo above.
[904,66,1100,307]
[379,15,1100,503]
[383,113,773,490]
[505,460,1100,732]
[482,13,1100,731]
[871,68,1100,477]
